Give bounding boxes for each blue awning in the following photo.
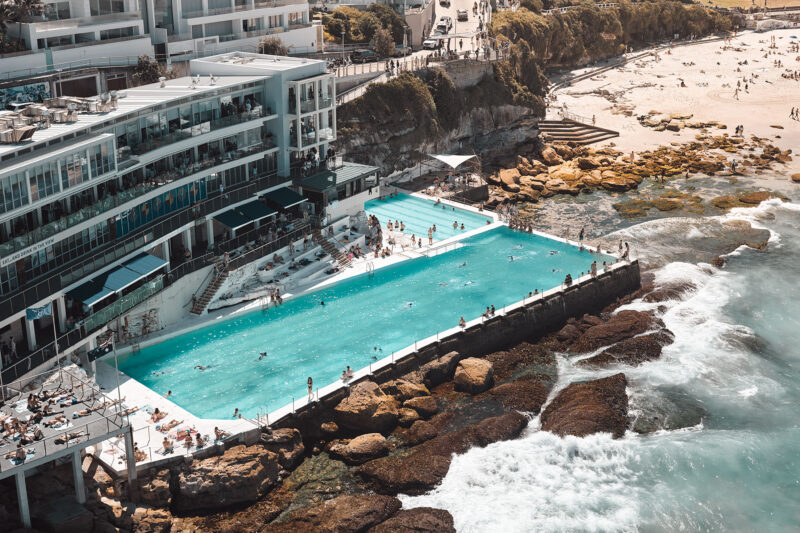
[263,187,307,209]
[67,280,114,308]
[101,266,142,293]
[124,253,168,277]
[214,209,253,231]
[236,200,277,222]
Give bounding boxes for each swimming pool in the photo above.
[364,194,492,242]
[118,227,609,419]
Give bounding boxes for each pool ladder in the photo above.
[366,261,375,278]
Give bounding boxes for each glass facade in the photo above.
[29,161,60,203]
[20,221,112,281]
[0,173,29,214]
[90,0,126,16]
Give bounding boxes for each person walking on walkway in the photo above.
[307,377,314,401]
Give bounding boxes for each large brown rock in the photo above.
[265,495,401,533]
[368,507,456,533]
[498,168,521,191]
[483,376,550,413]
[405,351,462,388]
[137,469,171,507]
[398,407,421,427]
[403,395,438,417]
[174,445,281,512]
[485,342,556,382]
[578,331,674,367]
[453,358,494,394]
[334,381,399,434]
[380,379,430,401]
[570,310,662,353]
[328,433,390,465]
[404,420,438,445]
[131,506,172,533]
[541,373,629,439]
[540,146,563,166]
[358,412,527,495]
[261,428,305,470]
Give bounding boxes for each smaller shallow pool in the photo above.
[365,194,492,241]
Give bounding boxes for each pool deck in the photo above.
[92,191,627,474]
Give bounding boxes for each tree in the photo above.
[258,35,290,56]
[12,0,43,47]
[0,1,16,34]
[374,27,395,58]
[367,4,406,43]
[132,55,167,86]
[358,12,380,42]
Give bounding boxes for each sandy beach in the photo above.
[550,29,800,182]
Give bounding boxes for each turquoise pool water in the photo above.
[365,194,492,241]
[119,226,609,419]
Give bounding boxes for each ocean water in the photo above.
[402,200,800,531]
[118,226,608,419]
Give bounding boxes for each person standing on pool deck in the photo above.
[308,377,313,401]
[428,228,433,245]
[579,227,585,242]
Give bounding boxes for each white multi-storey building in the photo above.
[1,0,320,82]
[0,52,339,381]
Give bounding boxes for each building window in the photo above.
[90,0,125,16]
[268,15,281,28]
[0,264,18,295]
[29,162,60,203]
[288,12,303,25]
[100,26,138,40]
[60,151,90,190]
[44,2,71,21]
[0,172,29,214]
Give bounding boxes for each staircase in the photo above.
[190,263,228,315]
[318,234,351,268]
[538,119,619,145]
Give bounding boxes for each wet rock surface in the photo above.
[579,330,675,367]
[327,433,390,465]
[367,507,456,533]
[453,358,494,394]
[570,310,663,353]
[264,494,402,533]
[541,373,629,439]
[357,411,529,495]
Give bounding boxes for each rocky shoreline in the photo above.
[0,266,717,533]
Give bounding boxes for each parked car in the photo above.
[439,16,453,31]
[350,49,379,63]
[439,0,450,6]
[423,39,441,50]
[393,45,412,57]
[457,9,468,21]
[435,22,449,35]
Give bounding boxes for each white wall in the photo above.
[325,187,378,221]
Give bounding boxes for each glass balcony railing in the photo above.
[300,99,316,114]
[0,139,275,258]
[83,276,164,333]
[129,106,263,156]
[320,96,333,109]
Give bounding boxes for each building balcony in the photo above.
[129,106,263,156]
[0,170,290,322]
[0,140,275,260]
[30,11,142,31]
[182,4,253,19]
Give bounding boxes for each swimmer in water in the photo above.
[439,282,448,286]
[512,245,523,250]
[258,352,267,360]
[549,250,559,256]
[405,302,413,308]
[194,365,210,371]
[458,261,467,267]
[509,255,516,261]
[320,300,325,306]
[464,280,475,286]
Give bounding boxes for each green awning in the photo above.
[67,279,114,308]
[123,253,168,277]
[263,187,307,209]
[237,200,277,222]
[214,209,253,231]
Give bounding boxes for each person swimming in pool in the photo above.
[194,365,211,371]
[549,250,559,255]
[439,282,448,286]
[509,255,516,261]
[464,280,475,286]
[512,245,523,250]
[404,302,413,308]
[458,262,467,267]
[320,300,325,306]
[258,352,267,360]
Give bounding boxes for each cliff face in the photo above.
[338,102,539,174]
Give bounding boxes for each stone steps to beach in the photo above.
[538,119,619,145]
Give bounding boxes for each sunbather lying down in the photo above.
[118,406,139,417]
[55,431,85,445]
[158,419,183,433]
[149,408,167,423]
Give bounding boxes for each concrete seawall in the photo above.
[274,259,642,428]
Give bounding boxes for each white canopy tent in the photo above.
[428,154,477,169]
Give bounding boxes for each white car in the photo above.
[439,16,453,31]
[423,39,441,50]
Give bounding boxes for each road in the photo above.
[427,0,491,54]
